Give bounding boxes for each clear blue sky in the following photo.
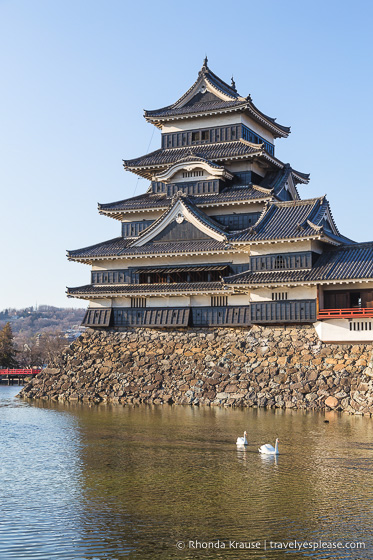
[1,0,372,310]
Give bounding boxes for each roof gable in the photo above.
[153,155,233,183]
[170,58,241,109]
[152,219,212,242]
[131,196,227,247]
[144,60,290,138]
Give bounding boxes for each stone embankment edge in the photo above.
[19,325,373,416]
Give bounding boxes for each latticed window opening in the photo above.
[182,170,204,178]
[131,297,147,308]
[272,292,288,301]
[349,322,372,331]
[273,255,286,269]
[211,296,228,307]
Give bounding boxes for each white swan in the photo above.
[258,438,279,455]
[236,431,248,446]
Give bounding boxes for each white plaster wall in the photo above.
[150,296,191,308]
[250,286,316,302]
[315,320,373,342]
[250,240,314,255]
[162,114,244,133]
[120,210,164,221]
[112,298,131,308]
[241,114,275,144]
[191,295,210,306]
[88,299,112,308]
[225,161,266,177]
[229,294,250,305]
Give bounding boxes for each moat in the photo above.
[1,385,372,559]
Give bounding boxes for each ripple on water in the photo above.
[0,386,372,559]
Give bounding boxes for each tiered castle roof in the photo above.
[68,60,364,302]
[143,57,291,137]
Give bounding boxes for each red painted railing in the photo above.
[317,308,373,319]
[0,368,41,376]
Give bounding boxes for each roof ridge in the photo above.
[272,196,324,208]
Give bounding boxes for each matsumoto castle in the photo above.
[67,59,373,342]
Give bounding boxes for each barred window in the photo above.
[182,170,204,178]
[131,297,146,308]
[274,255,286,269]
[211,296,228,307]
[272,292,288,301]
[349,322,372,331]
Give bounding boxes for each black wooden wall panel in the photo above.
[152,180,220,196]
[213,212,261,231]
[250,300,316,323]
[250,252,314,272]
[122,220,154,238]
[191,306,251,326]
[160,123,275,155]
[112,308,190,327]
[82,308,112,327]
[152,220,211,242]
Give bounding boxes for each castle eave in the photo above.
[67,281,232,299]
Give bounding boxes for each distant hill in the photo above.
[0,306,86,339]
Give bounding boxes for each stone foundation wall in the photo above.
[19,326,373,415]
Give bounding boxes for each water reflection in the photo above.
[1,387,373,559]
[259,453,278,467]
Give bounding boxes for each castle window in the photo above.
[274,255,286,269]
[201,130,209,141]
[182,170,203,178]
[131,297,146,308]
[272,292,288,301]
[350,321,372,331]
[192,131,200,142]
[211,296,228,307]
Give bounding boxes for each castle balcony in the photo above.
[318,288,373,320]
[317,308,373,319]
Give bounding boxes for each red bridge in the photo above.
[0,368,41,385]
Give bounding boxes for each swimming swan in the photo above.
[258,438,279,455]
[236,431,248,446]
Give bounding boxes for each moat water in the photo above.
[1,385,372,559]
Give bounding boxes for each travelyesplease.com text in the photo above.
[176,539,366,551]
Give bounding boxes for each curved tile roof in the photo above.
[67,281,229,296]
[68,237,233,261]
[98,184,274,214]
[232,197,341,242]
[123,141,263,172]
[226,242,373,285]
[144,62,290,137]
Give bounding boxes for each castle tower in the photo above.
[67,61,373,342]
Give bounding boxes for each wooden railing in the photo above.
[317,308,373,319]
[0,368,41,376]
